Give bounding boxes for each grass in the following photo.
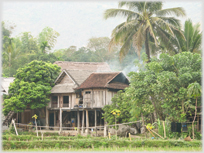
[5,146,202,152]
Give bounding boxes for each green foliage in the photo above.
[126,52,201,122]
[3,60,60,115]
[104,1,186,61]
[38,27,60,53]
[3,139,202,150]
[102,90,132,125]
[167,19,202,54]
[1,22,60,77]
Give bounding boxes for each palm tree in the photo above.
[40,41,51,54]
[176,19,202,53]
[187,82,201,139]
[104,1,186,62]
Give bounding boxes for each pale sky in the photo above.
[2,0,202,51]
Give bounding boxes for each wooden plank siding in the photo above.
[82,89,116,108]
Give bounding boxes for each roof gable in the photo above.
[76,72,129,90]
[54,70,77,85]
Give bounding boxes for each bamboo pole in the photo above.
[35,118,38,137]
[12,119,18,136]
[147,128,155,137]
[163,121,166,138]
[150,129,164,139]
[129,133,131,141]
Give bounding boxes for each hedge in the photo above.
[3,140,202,150]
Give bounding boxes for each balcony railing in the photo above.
[63,103,69,107]
[51,103,58,108]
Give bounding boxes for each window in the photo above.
[63,96,69,107]
[52,96,58,103]
[51,96,58,108]
[85,91,91,94]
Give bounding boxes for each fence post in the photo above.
[163,121,166,138]
[12,119,18,136]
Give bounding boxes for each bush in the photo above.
[2,139,202,150]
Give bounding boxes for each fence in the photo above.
[13,120,142,135]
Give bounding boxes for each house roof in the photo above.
[51,83,78,93]
[51,62,113,93]
[1,77,15,94]
[53,61,112,72]
[66,70,95,85]
[76,72,129,90]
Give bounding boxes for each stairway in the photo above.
[2,111,15,126]
[62,113,69,123]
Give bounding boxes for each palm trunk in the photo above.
[145,30,150,62]
[192,97,197,139]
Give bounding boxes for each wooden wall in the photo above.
[82,89,117,108]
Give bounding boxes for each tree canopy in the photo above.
[3,60,61,116]
[104,1,186,61]
[105,52,201,124]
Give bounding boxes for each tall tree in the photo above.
[40,41,51,53]
[38,27,60,53]
[20,32,39,54]
[177,19,202,53]
[3,60,61,116]
[104,1,186,62]
[126,52,201,122]
[187,82,201,139]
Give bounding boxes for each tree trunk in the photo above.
[182,100,184,113]
[145,30,150,62]
[141,113,147,138]
[150,96,158,121]
[192,97,198,139]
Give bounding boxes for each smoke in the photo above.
[107,55,141,76]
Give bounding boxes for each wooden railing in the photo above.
[51,103,58,108]
[63,103,69,107]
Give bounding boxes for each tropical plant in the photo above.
[163,19,202,54]
[40,41,51,53]
[104,1,186,62]
[38,26,60,52]
[187,82,201,139]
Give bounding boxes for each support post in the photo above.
[77,110,80,133]
[100,111,102,131]
[104,117,107,137]
[54,111,56,127]
[21,112,24,124]
[82,110,84,134]
[86,110,89,134]
[95,109,97,136]
[58,96,59,108]
[45,107,49,129]
[163,121,166,138]
[60,108,62,132]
